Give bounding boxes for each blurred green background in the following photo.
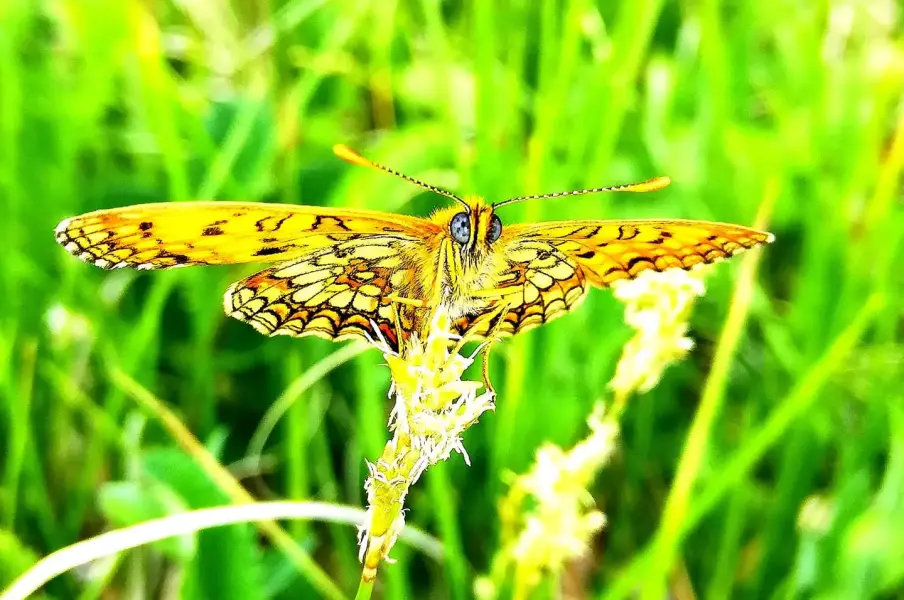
[2,0,903,598]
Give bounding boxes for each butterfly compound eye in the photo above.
[488,214,502,243]
[450,212,471,245]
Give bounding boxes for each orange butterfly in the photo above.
[55,145,774,352]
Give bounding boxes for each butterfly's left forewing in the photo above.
[455,218,773,339]
[520,219,774,286]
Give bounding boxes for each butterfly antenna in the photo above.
[493,176,671,208]
[334,145,469,210]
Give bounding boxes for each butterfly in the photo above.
[54,145,774,355]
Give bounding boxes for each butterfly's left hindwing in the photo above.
[454,240,588,339]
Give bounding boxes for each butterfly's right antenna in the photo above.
[333,145,469,211]
[493,176,671,208]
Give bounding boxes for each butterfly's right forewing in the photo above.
[54,201,432,269]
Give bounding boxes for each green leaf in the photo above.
[141,448,265,600]
[0,528,46,597]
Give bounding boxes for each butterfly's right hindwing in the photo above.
[225,236,420,350]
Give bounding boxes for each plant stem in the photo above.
[355,578,374,600]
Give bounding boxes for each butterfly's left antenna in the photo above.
[333,145,469,210]
[493,176,671,208]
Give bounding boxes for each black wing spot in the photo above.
[576,250,595,259]
[313,215,352,231]
[660,231,673,238]
[202,226,225,236]
[156,249,190,264]
[273,215,291,231]
[255,215,293,233]
[139,222,153,231]
[617,225,639,240]
[254,246,287,257]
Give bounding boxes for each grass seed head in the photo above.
[358,308,496,582]
[609,266,711,398]
[477,403,618,598]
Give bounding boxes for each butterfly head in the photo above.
[333,145,506,261]
[437,195,503,257]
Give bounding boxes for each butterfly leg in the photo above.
[450,301,510,396]
[467,284,519,392]
[384,295,431,355]
[478,302,511,396]
[387,295,426,308]
[481,345,496,396]
[389,302,406,354]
